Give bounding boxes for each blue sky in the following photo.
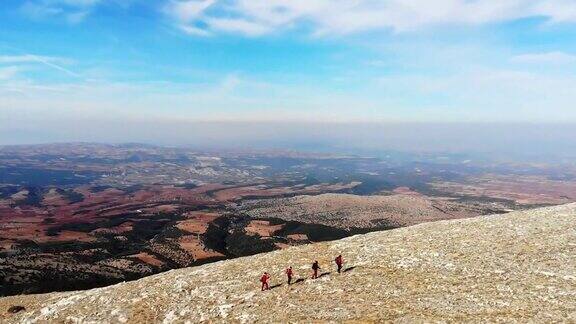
[1,0,576,145]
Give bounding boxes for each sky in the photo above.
[1,0,576,149]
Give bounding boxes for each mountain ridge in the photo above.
[2,203,576,323]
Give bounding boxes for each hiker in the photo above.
[335,254,343,273]
[311,261,320,279]
[285,266,294,285]
[260,272,270,291]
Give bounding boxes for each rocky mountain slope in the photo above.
[2,203,575,323]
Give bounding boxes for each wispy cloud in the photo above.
[511,51,576,65]
[0,54,66,64]
[179,25,211,37]
[205,17,272,36]
[0,54,80,78]
[0,66,22,80]
[166,0,214,22]
[167,0,576,37]
[21,0,101,23]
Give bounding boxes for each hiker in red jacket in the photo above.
[311,261,320,279]
[260,272,270,291]
[285,266,294,285]
[335,254,344,273]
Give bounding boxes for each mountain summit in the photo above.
[2,204,576,323]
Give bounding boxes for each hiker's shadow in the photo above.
[318,272,331,278]
[270,284,282,290]
[343,266,356,273]
[293,278,305,284]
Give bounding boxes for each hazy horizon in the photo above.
[2,1,576,160]
[2,121,576,163]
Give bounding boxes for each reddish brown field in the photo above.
[176,211,221,234]
[430,175,576,205]
[0,184,226,244]
[392,186,422,196]
[129,252,165,268]
[0,181,362,255]
[178,235,225,260]
[245,220,284,237]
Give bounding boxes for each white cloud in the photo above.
[21,0,102,22]
[205,17,272,36]
[219,73,242,92]
[179,24,211,36]
[166,0,215,22]
[0,66,22,80]
[0,54,80,78]
[511,51,576,65]
[168,0,576,37]
[534,0,576,23]
[0,54,68,64]
[66,10,90,23]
